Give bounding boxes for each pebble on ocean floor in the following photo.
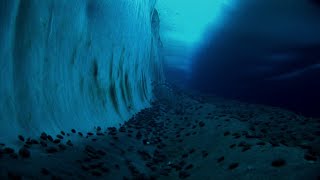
[41,168,50,175]
[18,135,25,142]
[271,159,286,167]
[1,88,320,179]
[56,135,64,139]
[47,135,53,142]
[40,132,47,141]
[228,163,239,170]
[4,147,14,154]
[304,153,317,162]
[217,156,225,163]
[202,151,209,158]
[18,147,30,158]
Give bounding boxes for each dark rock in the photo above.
[97,150,106,156]
[58,144,67,150]
[89,162,103,169]
[138,150,152,160]
[18,147,30,158]
[40,141,48,147]
[51,175,63,180]
[40,132,47,140]
[46,147,58,153]
[119,127,126,132]
[142,139,150,145]
[7,172,22,180]
[101,166,110,173]
[149,165,157,172]
[185,164,193,170]
[22,144,30,149]
[87,132,94,136]
[217,156,225,163]
[47,135,53,142]
[256,141,266,146]
[179,160,187,167]
[238,141,248,147]
[25,140,33,146]
[10,153,18,159]
[112,136,119,140]
[304,153,317,161]
[81,164,90,171]
[159,169,170,176]
[53,139,61,144]
[71,129,76,133]
[18,135,25,142]
[56,135,63,139]
[66,140,73,146]
[181,153,188,158]
[4,147,14,154]
[85,145,96,154]
[179,171,190,179]
[60,131,65,136]
[228,163,239,170]
[270,141,280,147]
[136,131,142,139]
[189,148,196,154]
[242,146,251,152]
[31,139,39,144]
[97,132,104,136]
[271,159,286,167]
[199,121,205,127]
[224,131,230,136]
[41,168,50,175]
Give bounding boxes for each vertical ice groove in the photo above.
[0,0,164,145]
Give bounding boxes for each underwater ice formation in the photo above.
[190,0,320,116]
[156,0,228,72]
[0,0,164,144]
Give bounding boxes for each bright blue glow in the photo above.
[156,0,232,71]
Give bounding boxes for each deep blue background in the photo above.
[189,41,320,117]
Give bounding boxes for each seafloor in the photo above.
[0,85,319,180]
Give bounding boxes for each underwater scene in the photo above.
[0,0,319,179]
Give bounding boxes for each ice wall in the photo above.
[0,0,163,144]
[189,0,320,116]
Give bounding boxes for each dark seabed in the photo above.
[1,84,320,180]
[1,0,320,179]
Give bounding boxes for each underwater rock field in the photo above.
[0,87,319,180]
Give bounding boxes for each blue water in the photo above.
[182,0,320,117]
[1,0,320,179]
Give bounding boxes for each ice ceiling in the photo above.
[156,0,232,71]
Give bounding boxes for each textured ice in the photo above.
[0,0,163,144]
